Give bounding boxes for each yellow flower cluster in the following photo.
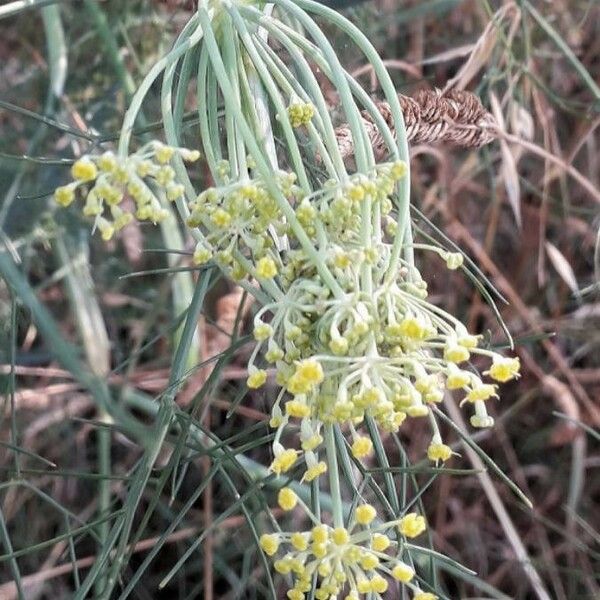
[255,272,519,477]
[54,143,199,240]
[233,160,521,515]
[258,504,434,600]
[288,162,406,252]
[187,169,301,280]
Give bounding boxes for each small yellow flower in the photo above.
[370,574,388,593]
[265,346,284,363]
[180,148,201,162]
[269,415,284,428]
[54,185,76,207]
[211,208,231,228]
[355,504,377,525]
[329,337,349,356]
[136,160,153,178]
[444,344,470,364]
[470,414,495,428]
[427,442,453,464]
[303,461,327,482]
[457,333,479,349]
[285,400,311,419]
[331,527,350,545]
[97,151,117,172]
[347,184,365,202]
[311,541,327,559]
[97,217,115,242]
[371,533,390,552]
[351,436,373,459]
[487,356,520,383]
[287,359,324,395]
[247,369,267,389]
[333,251,351,269]
[166,183,185,201]
[406,405,429,418]
[390,160,407,179]
[392,562,414,583]
[446,368,471,390]
[287,102,314,127]
[291,532,308,551]
[193,245,212,265]
[274,558,292,574]
[301,434,323,452]
[391,411,407,428]
[398,513,426,538]
[311,525,329,544]
[399,316,429,340]
[270,449,298,475]
[256,256,278,279]
[414,593,438,600]
[278,487,298,511]
[71,158,98,182]
[259,533,279,556]
[154,144,175,164]
[295,359,324,383]
[466,383,497,402]
[253,322,273,341]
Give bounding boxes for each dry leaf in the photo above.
[510,102,535,142]
[545,242,579,295]
[443,3,520,92]
[489,92,522,227]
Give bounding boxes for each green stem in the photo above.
[229,4,311,193]
[95,274,210,598]
[197,45,221,177]
[324,424,343,528]
[117,14,203,155]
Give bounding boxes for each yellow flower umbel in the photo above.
[53,143,200,238]
[53,4,523,597]
[263,506,429,600]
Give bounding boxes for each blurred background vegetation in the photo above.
[0,0,599,598]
